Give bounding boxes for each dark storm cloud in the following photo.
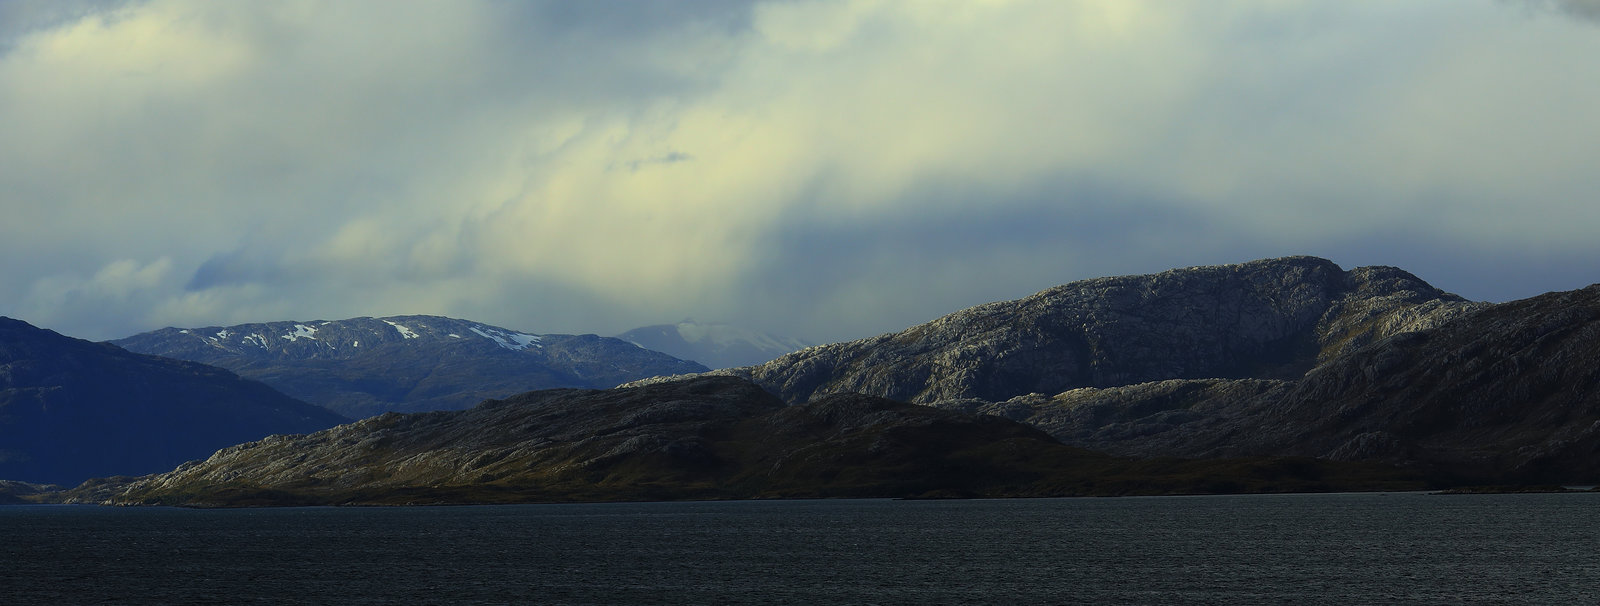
[4,0,1600,344]
[620,151,695,172]
[1506,0,1600,23]
[0,0,126,48]
[530,0,758,36]
[186,250,257,292]
[735,180,1273,343]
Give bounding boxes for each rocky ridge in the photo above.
[935,283,1600,483]
[633,257,1481,405]
[114,315,708,418]
[621,256,1600,483]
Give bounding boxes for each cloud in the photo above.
[621,151,695,173]
[1560,0,1600,21]
[19,258,176,337]
[733,179,1267,342]
[1504,0,1600,23]
[2,0,1600,343]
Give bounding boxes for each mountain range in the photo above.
[113,315,708,418]
[632,256,1599,484]
[14,255,1600,503]
[0,317,346,486]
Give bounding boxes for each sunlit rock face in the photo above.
[113,315,708,418]
[643,256,1479,405]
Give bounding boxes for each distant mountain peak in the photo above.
[140,315,563,361]
[616,320,812,369]
[114,315,706,418]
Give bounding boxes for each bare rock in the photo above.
[633,257,1474,407]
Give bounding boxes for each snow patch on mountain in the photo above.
[384,320,419,339]
[469,326,542,351]
[281,324,318,342]
[111,314,711,417]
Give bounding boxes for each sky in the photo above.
[2,0,1598,344]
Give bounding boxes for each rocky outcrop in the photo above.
[114,315,708,418]
[634,257,1478,405]
[937,285,1600,484]
[0,317,347,486]
[76,377,1422,506]
[935,378,1285,454]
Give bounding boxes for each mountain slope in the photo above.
[0,317,347,486]
[637,257,1480,405]
[616,321,812,369]
[114,315,708,418]
[939,284,1600,484]
[75,377,1422,506]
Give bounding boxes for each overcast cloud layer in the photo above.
[3,0,1598,343]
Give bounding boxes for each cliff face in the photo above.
[76,377,1421,506]
[0,317,347,486]
[940,285,1600,484]
[642,257,1479,405]
[114,315,707,418]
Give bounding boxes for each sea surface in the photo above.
[3,492,1599,605]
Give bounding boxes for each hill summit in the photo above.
[638,256,1482,404]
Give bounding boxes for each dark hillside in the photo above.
[1,317,346,486]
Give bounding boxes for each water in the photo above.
[4,492,1600,604]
